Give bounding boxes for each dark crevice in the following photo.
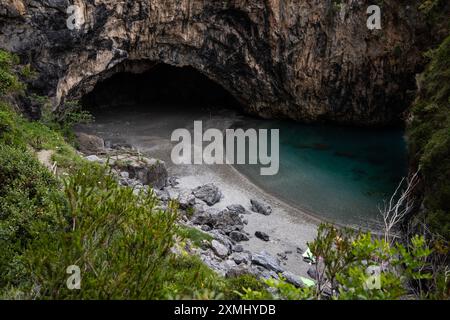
[81,63,244,113]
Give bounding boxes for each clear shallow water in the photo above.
[232,119,408,226]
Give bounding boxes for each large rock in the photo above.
[251,251,284,274]
[250,199,272,215]
[192,184,222,206]
[211,240,229,259]
[255,231,270,242]
[191,208,244,234]
[111,154,168,189]
[282,271,304,288]
[75,132,105,154]
[229,231,249,242]
[227,204,248,215]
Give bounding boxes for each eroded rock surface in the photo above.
[0,0,433,125]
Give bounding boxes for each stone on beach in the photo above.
[229,231,249,242]
[251,251,284,274]
[211,240,229,258]
[255,231,270,242]
[111,154,168,189]
[250,199,272,215]
[76,132,105,154]
[192,183,222,205]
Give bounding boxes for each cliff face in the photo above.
[0,0,428,124]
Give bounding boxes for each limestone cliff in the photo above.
[0,0,435,124]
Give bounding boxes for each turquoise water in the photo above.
[232,119,408,226]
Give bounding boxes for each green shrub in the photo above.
[223,274,271,300]
[177,226,213,247]
[408,34,450,240]
[0,144,64,289]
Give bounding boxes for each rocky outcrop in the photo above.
[0,0,432,125]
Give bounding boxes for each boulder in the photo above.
[111,154,168,189]
[307,267,319,280]
[191,208,244,234]
[230,252,250,265]
[250,199,272,215]
[232,244,244,253]
[85,155,104,163]
[282,271,304,288]
[255,231,270,242]
[229,231,249,242]
[76,132,105,154]
[211,240,229,258]
[192,184,222,206]
[251,251,284,273]
[177,190,196,209]
[227,204,248,215]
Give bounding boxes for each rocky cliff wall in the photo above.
[0,0,430,124]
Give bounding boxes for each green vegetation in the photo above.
[238,224,448,300]
[408,35,450,240]
[0,49,266,299]
[1,31,449,300]
[177,225,213,247]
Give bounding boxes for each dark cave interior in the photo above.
[81,63,244,113]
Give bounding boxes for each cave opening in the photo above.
[81,63,244,114]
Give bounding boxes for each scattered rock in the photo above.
[232,244,244,253]
[250,199,272,215]
[192,208,244,234]
[167,176,179,187]
[154,188,170,202]
[227,204,247,215]
[226,265,251,278]
[251,251,284,273]
[255,231,270,242]
[307,267,319,280]
[230,252,250,265]
[85,155,104,163]
[229,231,249,242]
[282,271,304,288]
[111,154,168,189]
[277,252,288,260]
[192,184,222,206]
[211,240,229,258]
[177,190,196,209]
[201,225,211,232]
[76,132,105,154]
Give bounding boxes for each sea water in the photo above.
[232,119,408,227]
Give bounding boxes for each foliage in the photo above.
[177,225,213,247]
[0,144,64,290]
[408,34,450,240]
[309,224,439,300]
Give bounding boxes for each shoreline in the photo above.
[167,160,319,277]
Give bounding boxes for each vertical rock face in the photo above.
[0,0,429,125]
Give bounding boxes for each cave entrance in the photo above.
[81,63,244,113]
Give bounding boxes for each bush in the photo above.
[0,144,63,289]
[408,34,450,240]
